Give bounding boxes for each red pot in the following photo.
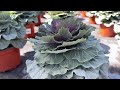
[34,13,45,26]
[88,16,96,24]
[0,47,20,72]
[99,24,116,37]
[81,11,87,18]
[34,15,41,26]
[25,23,35,38]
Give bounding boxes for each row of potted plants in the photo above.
[80,11,120,37]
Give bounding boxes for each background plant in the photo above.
[0,11,27,50]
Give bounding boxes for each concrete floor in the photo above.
[0,17,120,79]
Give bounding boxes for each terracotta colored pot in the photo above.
[88,16,96,24]
[34,15,41,26]
[81,11,87,18]
[25,23,35,38]
[35,13,45,26]
[99,24,116,37]
[0,47,20,72]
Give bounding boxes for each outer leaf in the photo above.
[45,65,67,76]
[56,38,86,49]
[60,59,81,70]
[45,53,65,64]
[64,47,98,63]
[81,55,107,69]
[2,28,17,40]
[40,35,61,44]
[73,47,98,63]
[16,26,26,38]
[73,68,99,79]
[35,52,49,64]
[36,53,65,65]
[10,38,27,48]
[41,48,73,54]
[0,39,10,50]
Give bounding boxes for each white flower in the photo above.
[104,22,114,27]
[99,15,106,20]
[114,24,120,33]
[86,12,93,17]
[44,14,51,19]
[115,35,120,40]
[95,17,102,24]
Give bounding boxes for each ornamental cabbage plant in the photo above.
[26,17,109,79]
[12,11,39,24]
[0,11,27,50]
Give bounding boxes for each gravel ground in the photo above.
[0,17,120,79]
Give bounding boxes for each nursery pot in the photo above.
[80,11,87,18]
[88,16,96,24]
[99,24,116,37]
[35,12,45,26]
[25,23,35,38]
[34,15,41,26]
[0,47,20,72]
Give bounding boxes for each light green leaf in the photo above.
[56,38,86,49]
[3,28,17,40]
[45,65,67,76]
[60,59,81,70]
[73,68,99,79]
[41,48,73,54]
[64,47,98,63]
[46,53,65,64]
[10,38,27,48]
[0,39,10,50]
[16,26,26,38]
[73,47,98,63]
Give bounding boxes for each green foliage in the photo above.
[0,11,27,50]
[27,17,109,79]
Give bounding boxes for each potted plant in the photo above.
[113,13,120,45]
[13,11,38,38]
[86,11,97,24]
[0,12,27,72]
[26,17,109,79]
[95,11,117,37]
[80,11,87,18]
[34,11,45,26]
[43,11,74,25]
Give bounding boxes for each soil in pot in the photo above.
[25,23,35,38]
[99,24,116,37]
[88,16,96,24]
[80,11,87,18]
[0,46,20,72]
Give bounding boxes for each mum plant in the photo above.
[43,11,74,24]
[26,17,109,79]
[86,11,98,17]
[95,11,119,27]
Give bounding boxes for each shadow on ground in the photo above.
[0,51,35,79]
